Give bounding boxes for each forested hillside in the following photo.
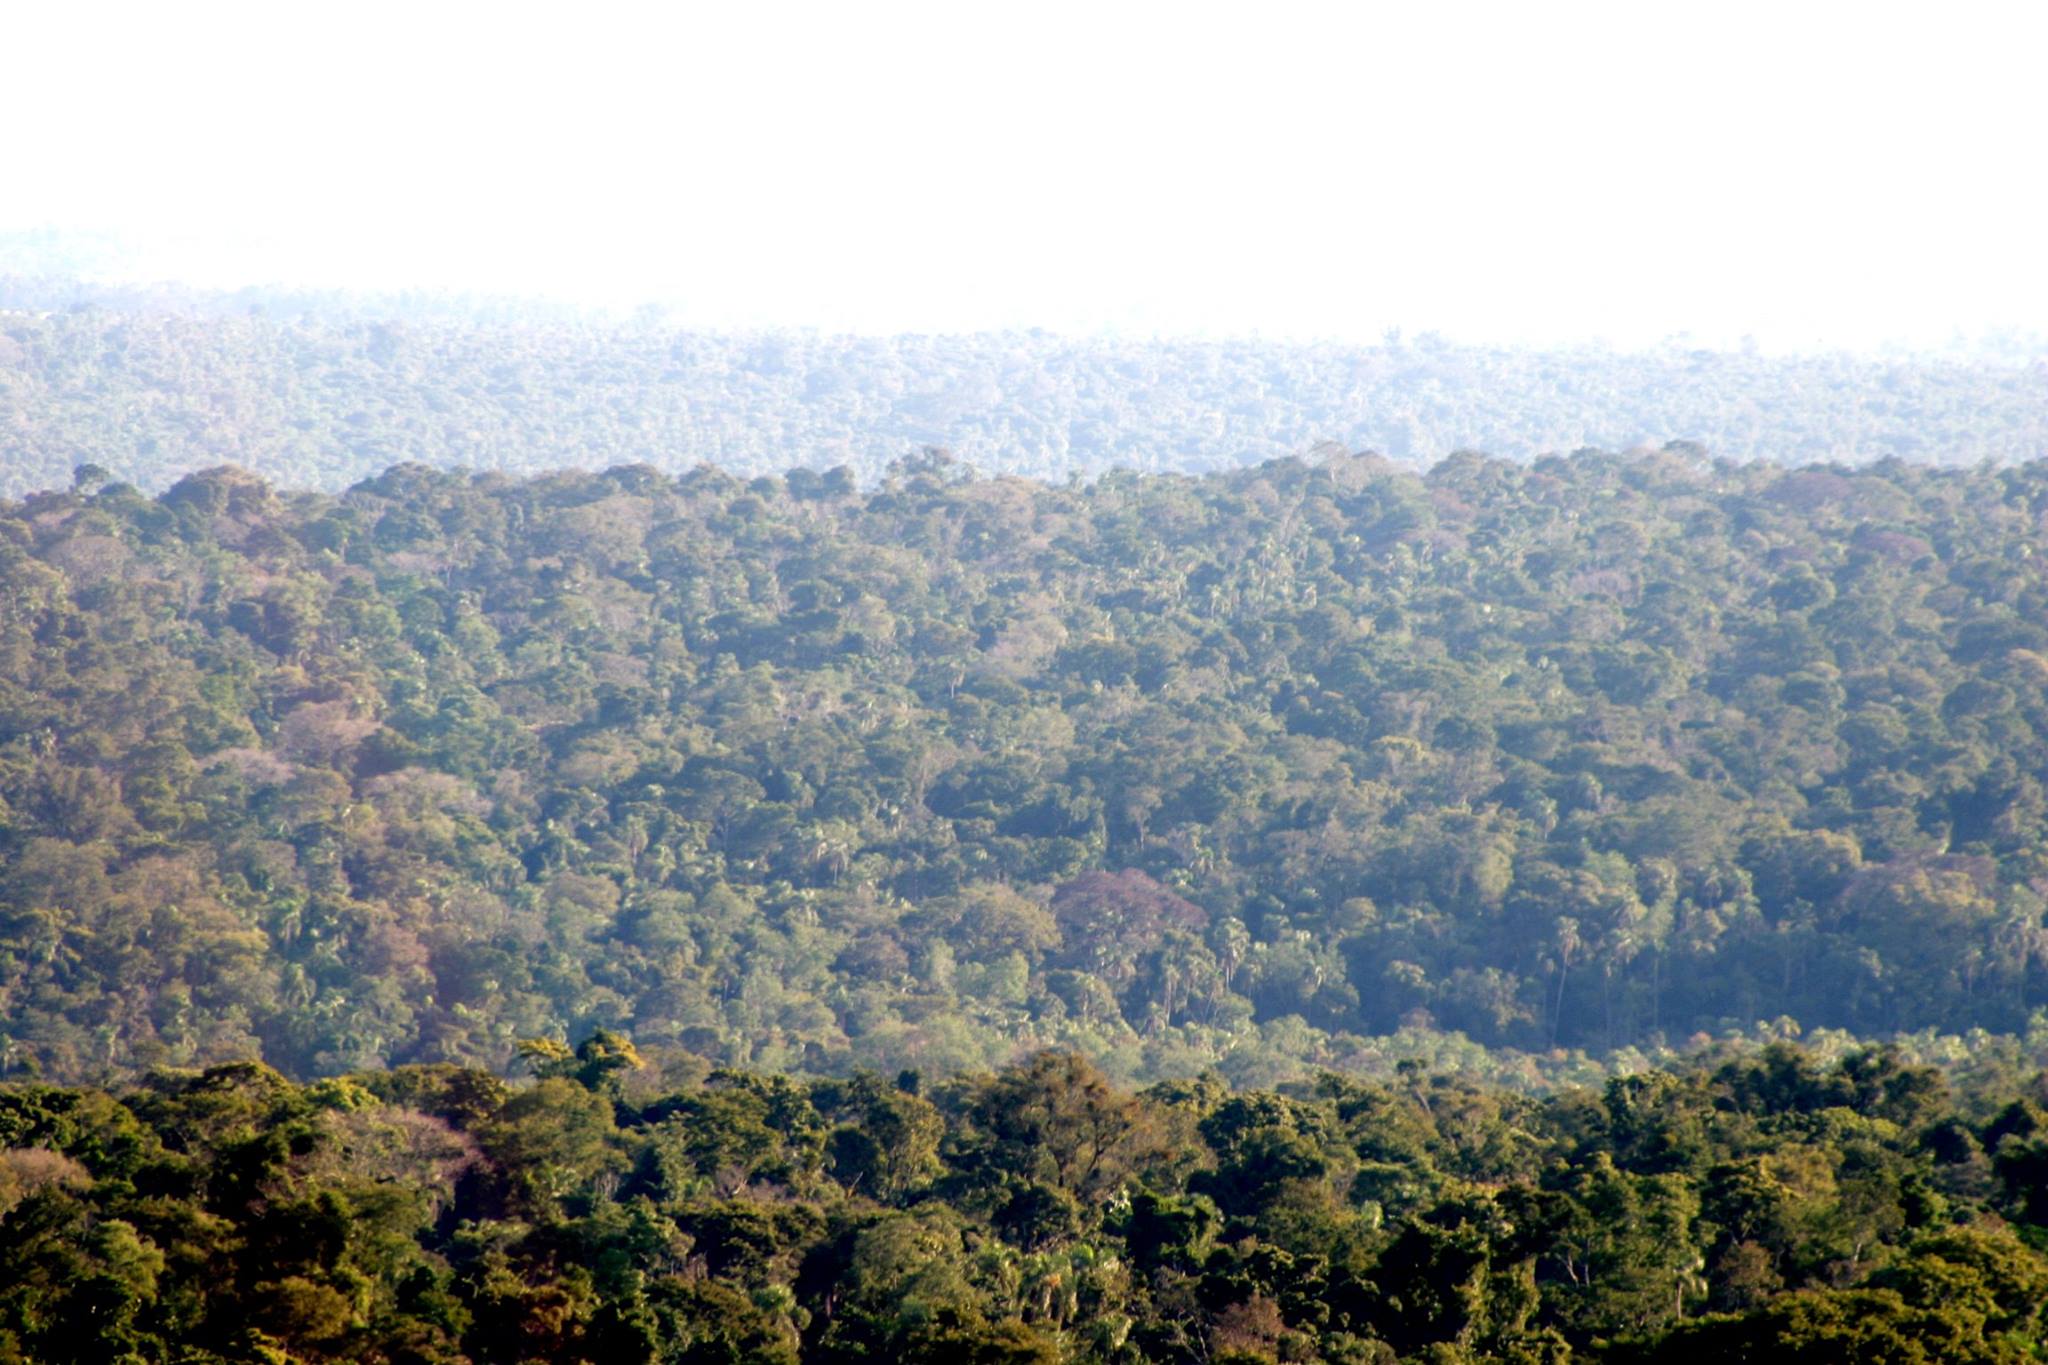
[2,450,2047,1086]
[7,1041,2048,1363]
[3,280,2044,498]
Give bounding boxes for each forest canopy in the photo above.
[1,449,2046,1089]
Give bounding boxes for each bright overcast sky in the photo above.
[3,1,2043,351]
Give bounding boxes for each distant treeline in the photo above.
[2,277,2043,499]
[3,451,2048,1086]
[5,1040,2048,1362]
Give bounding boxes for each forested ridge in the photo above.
[4,279,2046,499]
[7,1039,2048,1363]
[3,449,2048,1089]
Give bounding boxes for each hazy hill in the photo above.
[3,278,2043,499]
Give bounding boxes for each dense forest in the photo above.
[3,449,2048,1089]
[4,279,2045,498]
[7,1040,2048,1363]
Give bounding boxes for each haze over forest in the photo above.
[3,274,2044,504]
[8,5,2048,1362]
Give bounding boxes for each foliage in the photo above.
[3,1045,2047,1361]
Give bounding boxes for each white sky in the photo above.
[3,0,2044,351]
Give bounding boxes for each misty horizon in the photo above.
[5,4,2044,360]
[6,228,2047,371]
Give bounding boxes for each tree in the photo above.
[967,1052,1159,1202]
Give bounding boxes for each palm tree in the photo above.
[1549,916,1582,1047]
